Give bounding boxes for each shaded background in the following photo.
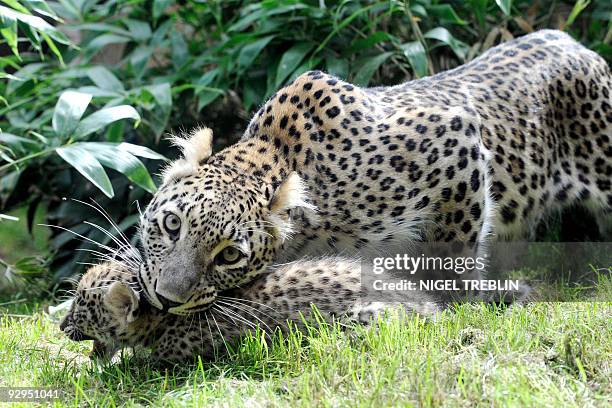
[0,0,610,292]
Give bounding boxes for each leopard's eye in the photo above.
[163,213,181,235]
[215,247,243,266]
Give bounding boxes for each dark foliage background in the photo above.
[0,0,610,285]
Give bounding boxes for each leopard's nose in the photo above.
[59,314,71,331]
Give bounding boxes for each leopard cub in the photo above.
[60,258,441,363]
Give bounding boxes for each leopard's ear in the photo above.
[104,281,139,323]
[172,127,213,166]
[162,127,214,183]
[268,172,317,241]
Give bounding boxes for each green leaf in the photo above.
[424,27,470,61]
[353,52,393,86]
[0,5,69,44]
[78,142,157,193]
[350,32,391,52]
[238,35,274,69]
[125,19,151,42]
[401,42,428,78]
[276,42,314,87]
[495,0,512,16]
[170,30,188,67]
[74,106,141,140]
[197,91,222,111]
[105,121,124,143]
[565,0,591,28]
[153,0,174,21]
[0,132,40,153]
[428,5,466,25]
[117,143,167,161]
[52,91,92,139]
[144,83,172,113]
[228,4,308,32]
[326,57,349,79]
[87,66,125,92]
[56,145,114,198]
[75,86,122,98]
[0,20,19,58]
[86,34,131,53]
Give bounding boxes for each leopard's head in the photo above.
[138,128,314,315]
[60,262,142,357]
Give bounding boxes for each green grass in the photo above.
[1,281,611,407]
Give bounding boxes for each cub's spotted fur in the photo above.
[138,30,611,314]
[60,260,440,362]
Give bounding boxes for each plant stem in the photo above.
[0,148,56,174]
[403,0,435,76]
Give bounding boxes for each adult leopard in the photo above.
[137,30,610,314]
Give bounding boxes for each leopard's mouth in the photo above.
[137,265,164,310]
[167,292,216,315]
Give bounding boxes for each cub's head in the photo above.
[60,262,142,357]
[138,128,314,315]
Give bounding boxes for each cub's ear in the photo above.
[104,281,140,324]
[268,172,317,241]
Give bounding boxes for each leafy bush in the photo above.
[1,0,610,282]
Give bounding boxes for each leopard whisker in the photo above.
[217,295,280,314]
[213,304,262,335]
[216,299,281,329]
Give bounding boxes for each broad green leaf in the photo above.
[424,27,470,61]
[105,121,124,143]
[75,23,131,37]
[288,56,322,84]
[56,145,114,198]
[1,0,28,13]
[326,57,349,79]
[0,5,69,44]
[428,5,466,25]
[74,105,140,139]
[350,32,391,52]
[22,0,60,20]
[275,42,314,87]
[87,66,125,92]
[0,170,20,203]
[52,91,92,138]
[117,142,167,161]
[401,41,428,78]
[238,35,274,69]
[197,91,222,111]
[0,20,19,58]
[197,69,219,87]
[495,0,512,16]
[144,83,172,113]
[125,19,151,41]
[228,4,308,32]
[410,4,427,17]
[153,0,174,21]
[170,30,188,67]
[79,142,157,193]
[129,45,153,75]
[353,52,393,86]
[87,34,131,53]
[75,86,122,98]
[0,132,40,153]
